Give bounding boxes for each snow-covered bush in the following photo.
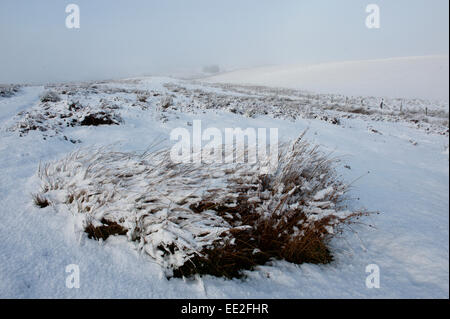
[14,93,123,137]
[34,134,367,278]
[159,96,173,109]
[0,85,20,98]
[137,93,149,103]
[40,90,61,103]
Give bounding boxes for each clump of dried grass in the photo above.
[40,90,61,103]
[34,134,369,278]
[175,207,364,278]
[174,135,368,278]
[32,193,50,208]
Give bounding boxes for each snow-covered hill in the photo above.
[205,56,449,101]
[0,77,448,298]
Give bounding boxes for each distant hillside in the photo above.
[204,55,449,101]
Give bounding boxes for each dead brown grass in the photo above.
[84,218,128,240]
[175,199,366,278]
[32,194,50,208]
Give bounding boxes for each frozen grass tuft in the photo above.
[34,134,369,278]
[0,85,20,98]
[40,90,61,103]
[32,193,50,208]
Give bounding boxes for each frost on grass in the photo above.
[34,135,368,278]
[10,79,449,142]
[14,97,122,138]
[10,83,173,140]
[0,85,20,98]
[40,90,61,103]
[165,82,449,136]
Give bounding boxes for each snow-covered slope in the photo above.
[0,78,448,298]
[205,56,449,101]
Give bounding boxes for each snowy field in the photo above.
[0,77,448,298]
[205,55,449,101]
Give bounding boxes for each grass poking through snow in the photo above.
[34,134,370,278]
[32,193,50,208]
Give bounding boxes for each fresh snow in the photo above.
[205,55,450,101]
[0,77,448,298]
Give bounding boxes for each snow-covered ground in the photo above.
[205,55,449,101]
[0,77,448,298]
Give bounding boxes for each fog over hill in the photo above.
[205,55,449,101]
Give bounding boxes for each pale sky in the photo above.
[0,0,448,84]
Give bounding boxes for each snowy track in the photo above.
[0,86,44,128]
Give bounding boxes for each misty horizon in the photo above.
[1,0,449,85]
